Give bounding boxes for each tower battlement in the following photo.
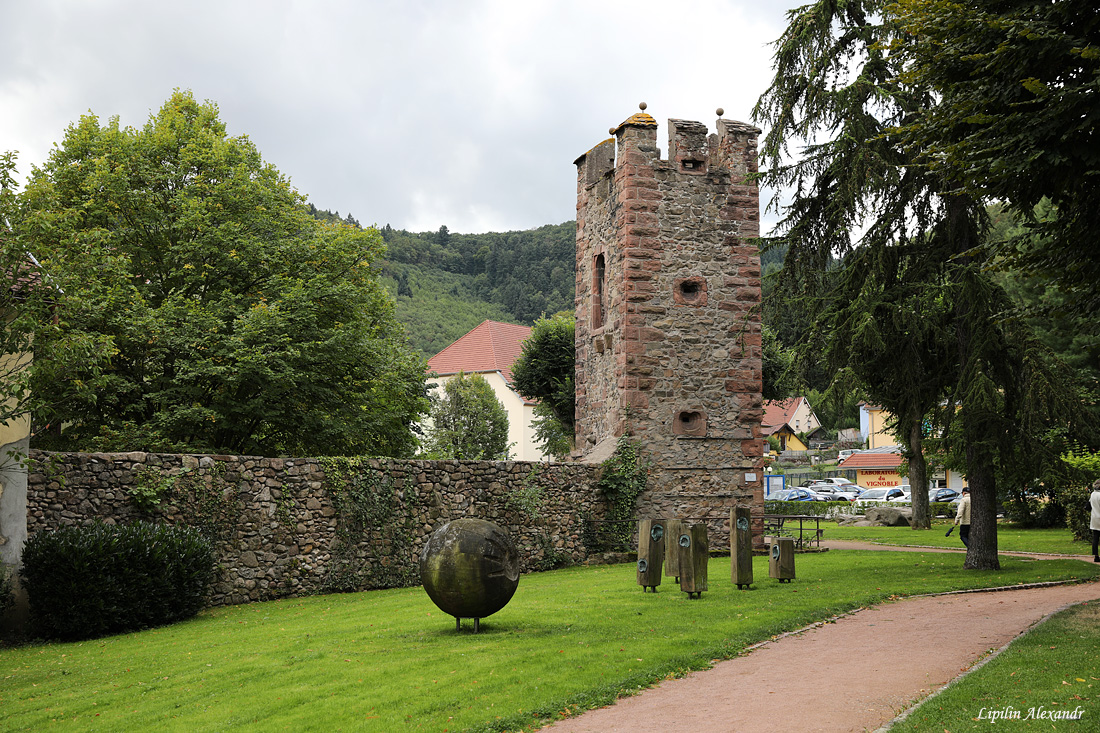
[574,108,764,544]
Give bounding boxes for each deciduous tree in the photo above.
[14,91,429,457]
[510,311,575,451]
[422,372,509,460]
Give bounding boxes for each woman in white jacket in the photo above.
[1089,478,1100,563]
[954,488,971,548]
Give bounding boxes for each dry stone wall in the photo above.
[25,450,604,607]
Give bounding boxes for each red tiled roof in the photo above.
[427,320,532,384]
[839,450,903,471]
[761,397,806,435]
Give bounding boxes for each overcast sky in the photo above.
[2,0,796,234]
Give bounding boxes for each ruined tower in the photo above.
[573,107,764,544]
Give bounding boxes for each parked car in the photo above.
[808,485,857,502]
[837,449,860,462]
[811,477,859,489]
[807,478,860,498]
[771,487,827,502]
[928,488,961,503]
[854,486,910,508]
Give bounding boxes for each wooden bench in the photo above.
[763,514,824,549]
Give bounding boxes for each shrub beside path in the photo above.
[544,544,1100,733]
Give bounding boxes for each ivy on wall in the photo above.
[24,451,610,607]
[318,457,418,592]
[584,437,651,552]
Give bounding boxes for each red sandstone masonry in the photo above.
[574,109,764,547]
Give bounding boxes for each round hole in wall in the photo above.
[679,280,702,301]
[679,411,702,431]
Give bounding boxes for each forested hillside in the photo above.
[378,222,576,357]
[310,212,797,375]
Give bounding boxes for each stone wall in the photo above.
[573,109,765,546]
[25,450,605,607]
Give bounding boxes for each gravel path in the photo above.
[542,544,1100,733]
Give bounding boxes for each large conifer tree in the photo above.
[754,0,1080,567]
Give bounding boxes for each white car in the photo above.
[807,478,860,500]
[810,485,856,502]
[854,486,911,508]
[811,477,859,488]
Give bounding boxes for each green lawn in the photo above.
[892,602,1099,731]
[825,520,1092,556]
[2,553,1098,733]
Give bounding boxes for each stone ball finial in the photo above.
[639,102,647,111]
[716,107,725,117]
[609,127,617,135]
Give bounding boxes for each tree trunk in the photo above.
[944,194,1001,570]
[907,416,931,529]
[964,442,1000,570]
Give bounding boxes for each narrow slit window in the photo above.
[593,253,606,329]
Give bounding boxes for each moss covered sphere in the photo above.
[420,519,520,620]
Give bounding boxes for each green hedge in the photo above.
[1056,483,1094,541]
[930,501,959,518]
[763,501,959,517]
[764,500,852,516]
[21,521,216,641]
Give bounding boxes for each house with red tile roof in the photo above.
[761,397,821,451]
[425,320,547,461]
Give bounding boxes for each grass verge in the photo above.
[2,552,1098,732]
[826,520,1091,556]
[890,601,1099,731]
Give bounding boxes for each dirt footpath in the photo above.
[543,555,1100,733]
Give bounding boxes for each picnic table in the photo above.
[762,514,824,549]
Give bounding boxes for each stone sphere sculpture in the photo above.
[420,519,520,625]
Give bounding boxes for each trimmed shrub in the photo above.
[21,521,215,641]
[1056,483,1094,542]
[764,500,851,517]
[930,501,959,518]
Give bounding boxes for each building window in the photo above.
[592,253,606,329]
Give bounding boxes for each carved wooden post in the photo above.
[664,518,684,581]
[730,506,753,589]
[636,519,665,592]
[678,524,708,598]
[769,536,795,582]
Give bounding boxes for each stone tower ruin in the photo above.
[573,107,764,545]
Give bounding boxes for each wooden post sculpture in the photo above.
[678,524,709,598]
[730,506,753,590]
[664,518,684,582]
[636,519,665,592]
[769,536,795,582]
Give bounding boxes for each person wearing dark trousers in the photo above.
[954,488,971,548]
[1089,478,1100,563]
